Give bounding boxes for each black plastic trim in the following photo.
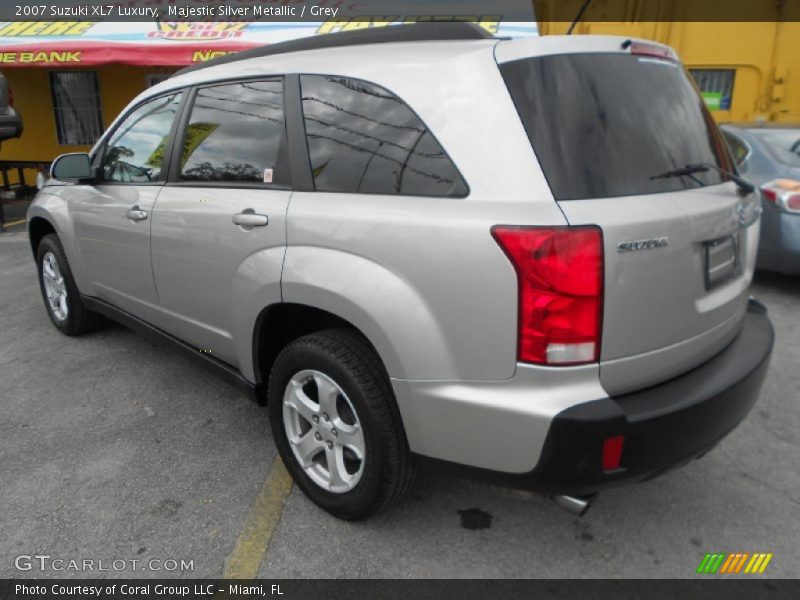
[163,181,292,191]
[175,23,495,76]
[284,74,315,193]
[81,295,263,404]
[417,299,774,495]
[166,85,196,184]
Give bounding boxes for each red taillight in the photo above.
[602,435,625,472]
[491,226,604,366]
[760,187,778,204]
[761,179,800,213]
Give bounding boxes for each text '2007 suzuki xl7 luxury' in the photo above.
[28,24,774,520]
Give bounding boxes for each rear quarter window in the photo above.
[722,130,750,170]
[300,74,468,198]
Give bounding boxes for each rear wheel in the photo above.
[36,234,103,336]
[268,329,416,520]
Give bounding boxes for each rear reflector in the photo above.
[602,435,625,472]
[491,226,604,366]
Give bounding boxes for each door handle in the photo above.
[126,206,148,222]
[232,209,269,228]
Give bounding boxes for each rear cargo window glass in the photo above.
[500,54,733,200]
[300,75,468,197]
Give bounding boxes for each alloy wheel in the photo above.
[42,251,68,322]
[282,369,366,493]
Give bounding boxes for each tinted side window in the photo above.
[102,92,182,183]
[180,80,285,184]
[722,131,749,169]
[300,75,467,197]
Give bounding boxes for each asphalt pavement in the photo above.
[1,229,798,579]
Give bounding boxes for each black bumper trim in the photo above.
[417,299,774,495]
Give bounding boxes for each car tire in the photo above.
[268,329,417,520]
[36,233,103,336]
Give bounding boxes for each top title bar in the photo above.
[4,1,537,22]
[1,0,796,23]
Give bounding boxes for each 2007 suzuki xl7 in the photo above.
[28,24,774,520]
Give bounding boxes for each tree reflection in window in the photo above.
[300,75,467,197]
[102,92,182,183]
[180,81,285,183]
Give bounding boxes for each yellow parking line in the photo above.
[223,456,293,579]
[2,218,26,227]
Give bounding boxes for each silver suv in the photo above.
[28,24,774,520]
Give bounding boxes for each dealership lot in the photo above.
[1,229,799,579]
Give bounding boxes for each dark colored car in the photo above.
[0,71,23,143]
[722,123,800,275]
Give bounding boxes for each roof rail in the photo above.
[174,22,497,76]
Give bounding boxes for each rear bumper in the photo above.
[415,299,774,495]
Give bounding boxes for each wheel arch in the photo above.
[28,216,57,258]
[251,303,392,403]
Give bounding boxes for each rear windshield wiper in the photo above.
[650,164,755,195]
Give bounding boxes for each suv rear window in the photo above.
[500,53,733,201]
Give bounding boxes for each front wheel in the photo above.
[36,233,103,336]
[268,329,416,520]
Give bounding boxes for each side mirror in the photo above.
[51,153,93,181]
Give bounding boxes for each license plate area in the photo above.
[704,233,742,290]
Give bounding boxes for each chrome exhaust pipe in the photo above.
[552,494,597,516]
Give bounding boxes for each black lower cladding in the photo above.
[417,299,774,496]
[81,295,263,403]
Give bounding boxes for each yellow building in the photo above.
[0,20,329,187]
[535,0,800,123]
[2,65,177,170]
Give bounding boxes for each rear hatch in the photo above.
[497,38,761,395]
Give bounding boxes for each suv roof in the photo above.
[162,32,674,94]
[175,22,497,76]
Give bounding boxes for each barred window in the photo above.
[50,71,104,145]
[690,69,736,111]
[146,74,172,87]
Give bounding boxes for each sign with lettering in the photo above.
[0,17,538,67]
